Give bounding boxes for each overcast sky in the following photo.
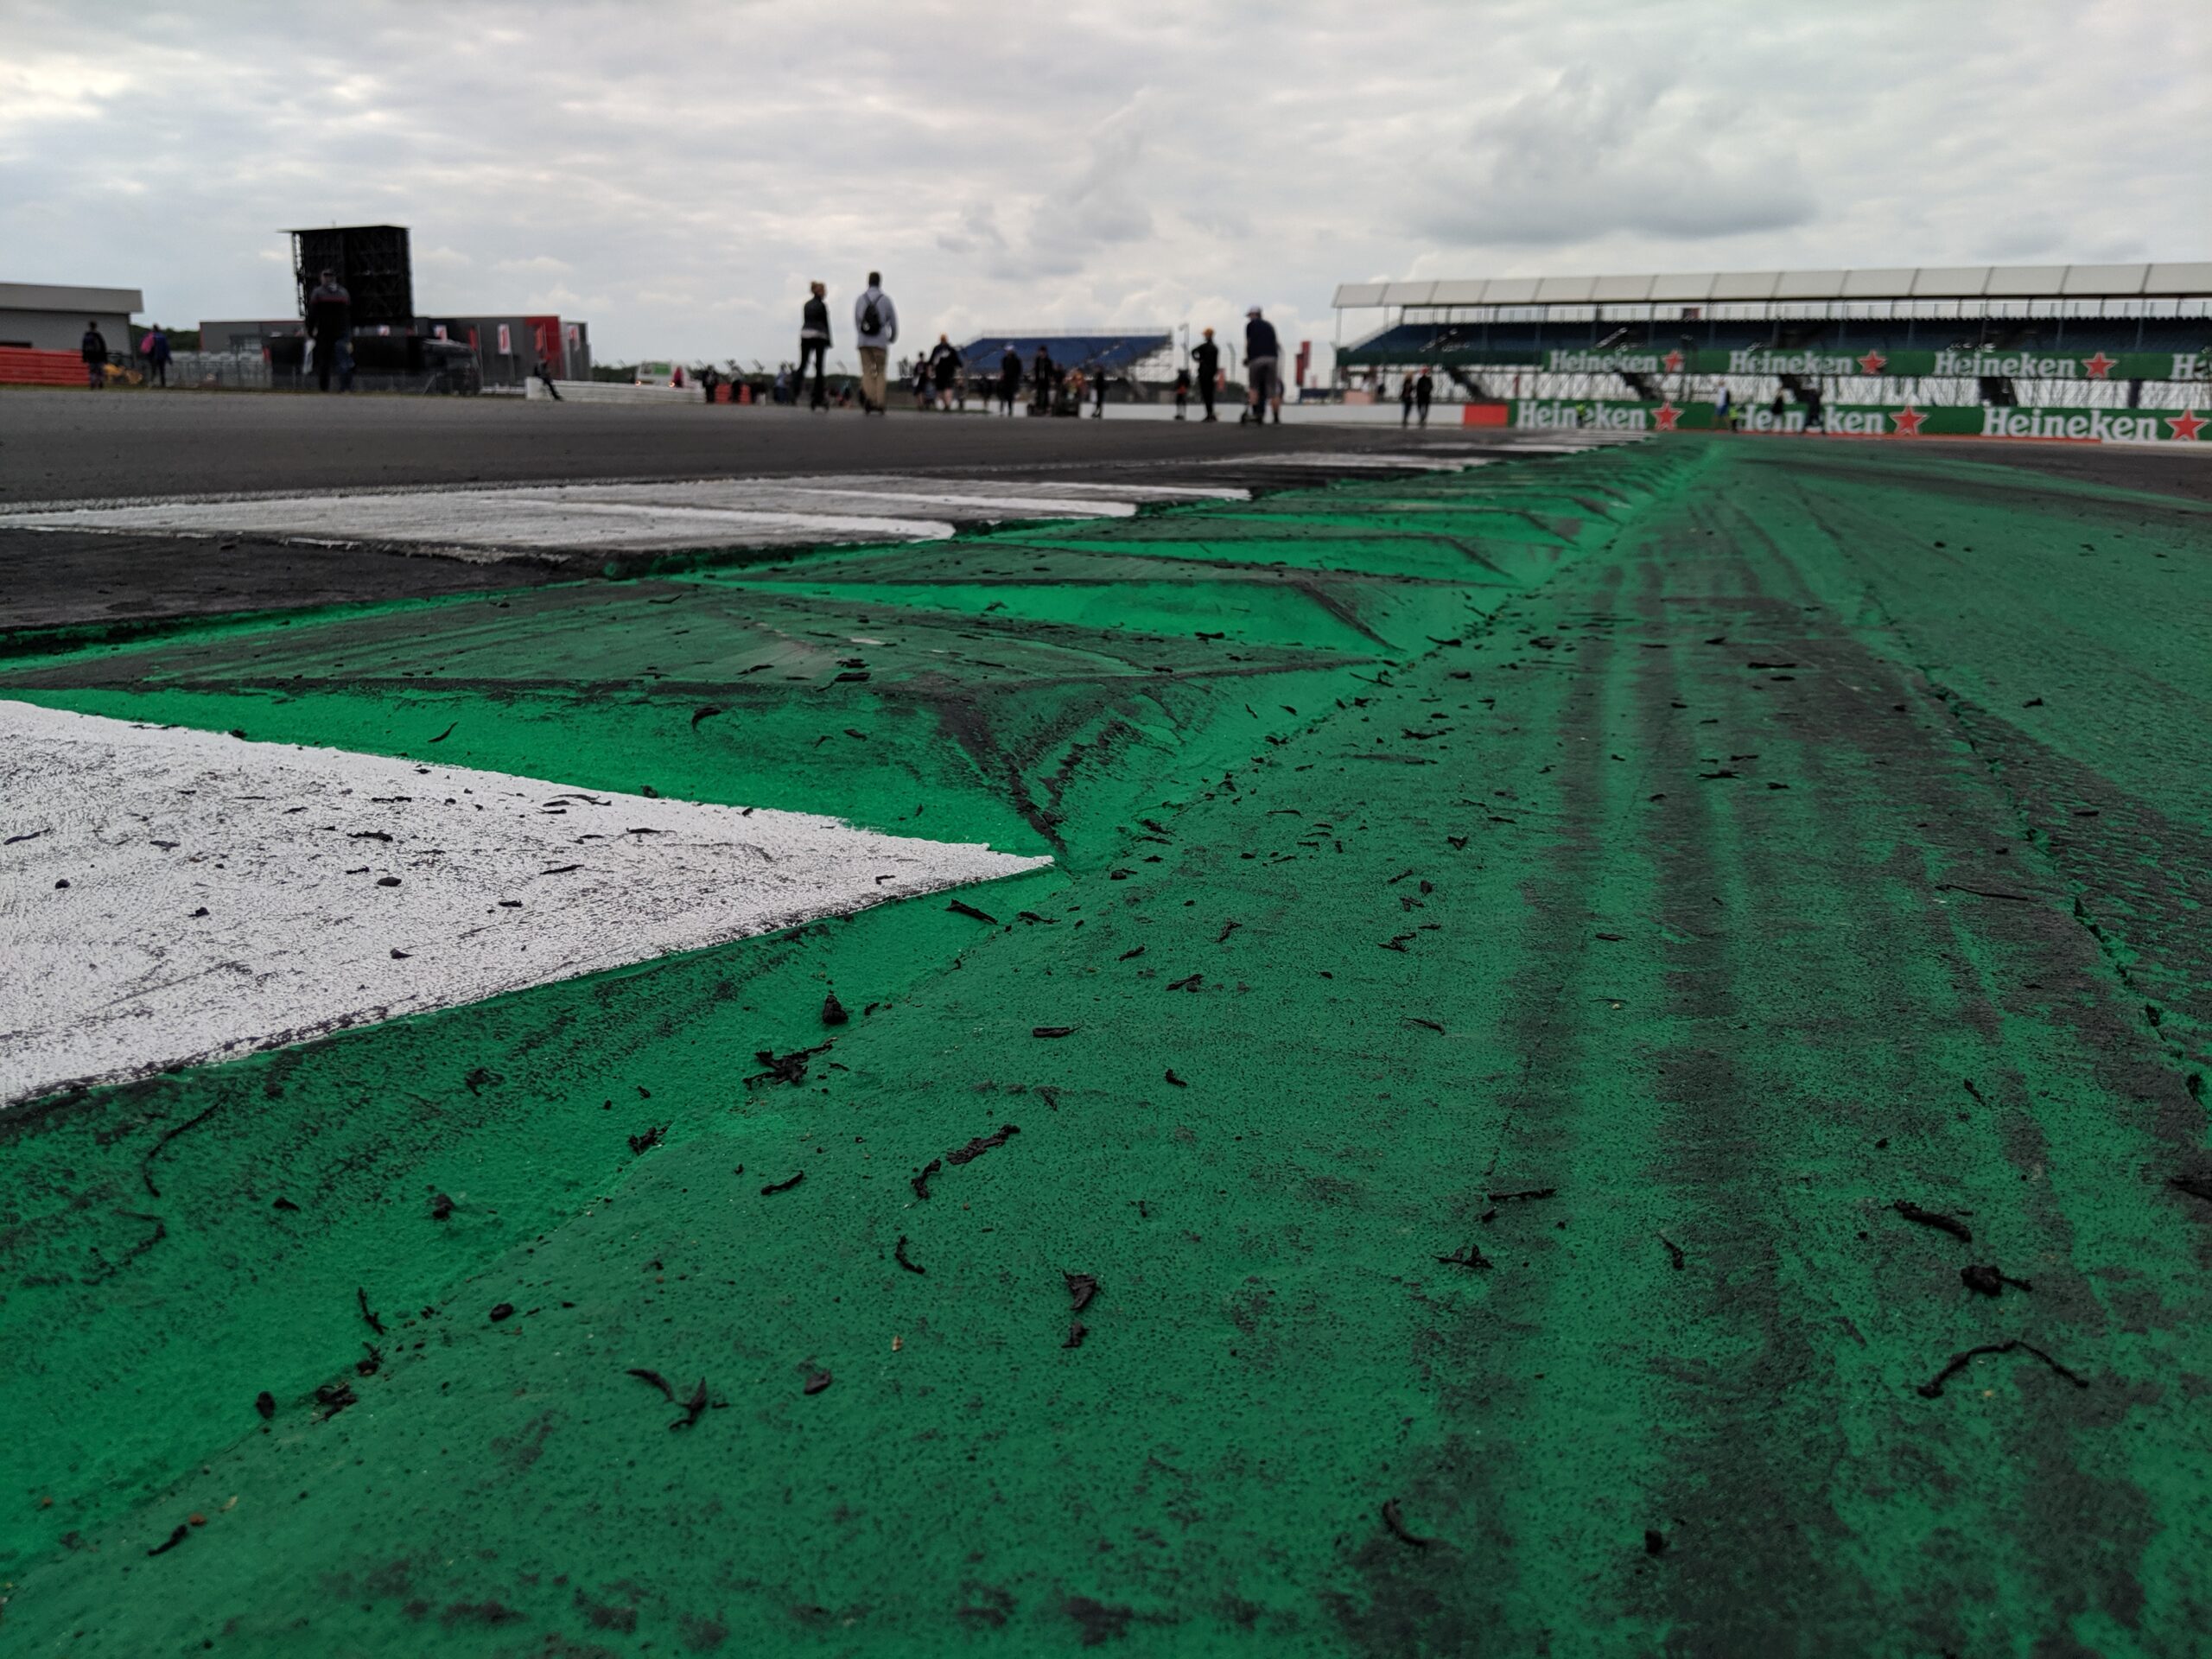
[4,0,2206,369]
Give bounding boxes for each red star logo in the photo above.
[1653,401,1680,431]
[1662,350,1683,372]
[1857,350,1887,375]
[2082,352,2117,380]
[2167,409,2207,442]
[1890,404,1927,437]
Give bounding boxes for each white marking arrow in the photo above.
[0,700,1047,1107]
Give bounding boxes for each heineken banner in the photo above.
[1501,398,2209,442]
[1539,346,2209,381]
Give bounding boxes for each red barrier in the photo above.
[0,347,89,388]
[1460,402,1509,427]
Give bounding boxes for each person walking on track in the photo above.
[799,281,831,410]
[305,270,352,393]
[1400,375,1415,427]
[141,326,172,388]
[1030,343,1056,416]
[853,270,898,415]
[929,334,961,411]
[998,344,1020,416]
[80,320,108,389]
[1414,370,1433,428]
[1192,327,1221,423]
[1243,307,1281,425]
[1173,364,1191,419]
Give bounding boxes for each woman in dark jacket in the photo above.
[798,282,831,410]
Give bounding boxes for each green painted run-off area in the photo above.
[3,438,2209,1655]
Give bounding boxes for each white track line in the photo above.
[0,700,1046,1107]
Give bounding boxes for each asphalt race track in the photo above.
[2,392,2209,1656]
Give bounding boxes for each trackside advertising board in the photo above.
[1502,399,2209,442]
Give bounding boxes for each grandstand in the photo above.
[1334,264,2212,423]
[957,329,1175,386]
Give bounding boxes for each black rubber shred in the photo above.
[1892,1198,1972,1243]
[1163,1068,1189,1087]
[1403,1017,1444,1033]
[1381,1498,1432,1548]
[760,1172,805,1195]
[1660,1236,1687,1271]
[1644,1529,1669,1556]
[947,899,997,924]
[894,1236,925,1275]
[627,1368,675,1402]
[628,1124,666,1155]
[945,1124,1020,1166]
[1433,1243,1491,1271]
[1961,1264,2032,1297]
[1065,1272,1099,1313]
[748,1040,833,1086]
[1166,974,1202,992]
[488,1303,515,1323]
[2169,1174,2212,1206]
[1063,1322,1088,1350]
[671,1378,709,1429]
[821,990,849,1026]
[1032,1025,1077,1039]
[147,1523,189,1557]
[272,1196,300,1211]
[690,705,722,728]
[429,1192,454,1221]
[426,721,457,744]
[254,1390,276,1420]
[1487,1187,1556,1204]
[803,1371,833,1395]
[1916,1338,2089,1399]
[315,1381,358,1418]
[1118,944,1147,961]
[912,1158,943,1200]
[357,1287,385,1335]
[1216,920,1241,944]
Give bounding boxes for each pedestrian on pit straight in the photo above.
[80,319,108,388]
[853,270,898,415]
[799,281,831,410]
[1415,370,1433,428]
[1243,307,1281,425]
[930,334,960,411]
[1093,365,1108,418]
[305,268,352,393]
[998,343,1020,416]
[1031,342,1056,415]
[1192,327,1221,422]
[1173,363,1191,419]
[534,358,563,400]
[1400,374,1415,427]
[142,325,172,388]
[1770,391,1788,429]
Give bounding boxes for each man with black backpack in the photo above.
[852,271,898,415]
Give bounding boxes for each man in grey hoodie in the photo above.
[852,271,899,415]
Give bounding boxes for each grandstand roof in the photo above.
[1334,264,2212,308]
[956,330,1171,372]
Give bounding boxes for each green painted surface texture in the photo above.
[2,439,2209,1655]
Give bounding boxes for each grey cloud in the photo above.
[1,1,2203,365]
[1415,67,1815,245]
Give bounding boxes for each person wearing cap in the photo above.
[1243,307,1281,426]
[1191,327,1221,423]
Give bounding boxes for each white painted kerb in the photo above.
[0,700,1048,1106]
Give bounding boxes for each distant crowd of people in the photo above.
[764,271,1290,423]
